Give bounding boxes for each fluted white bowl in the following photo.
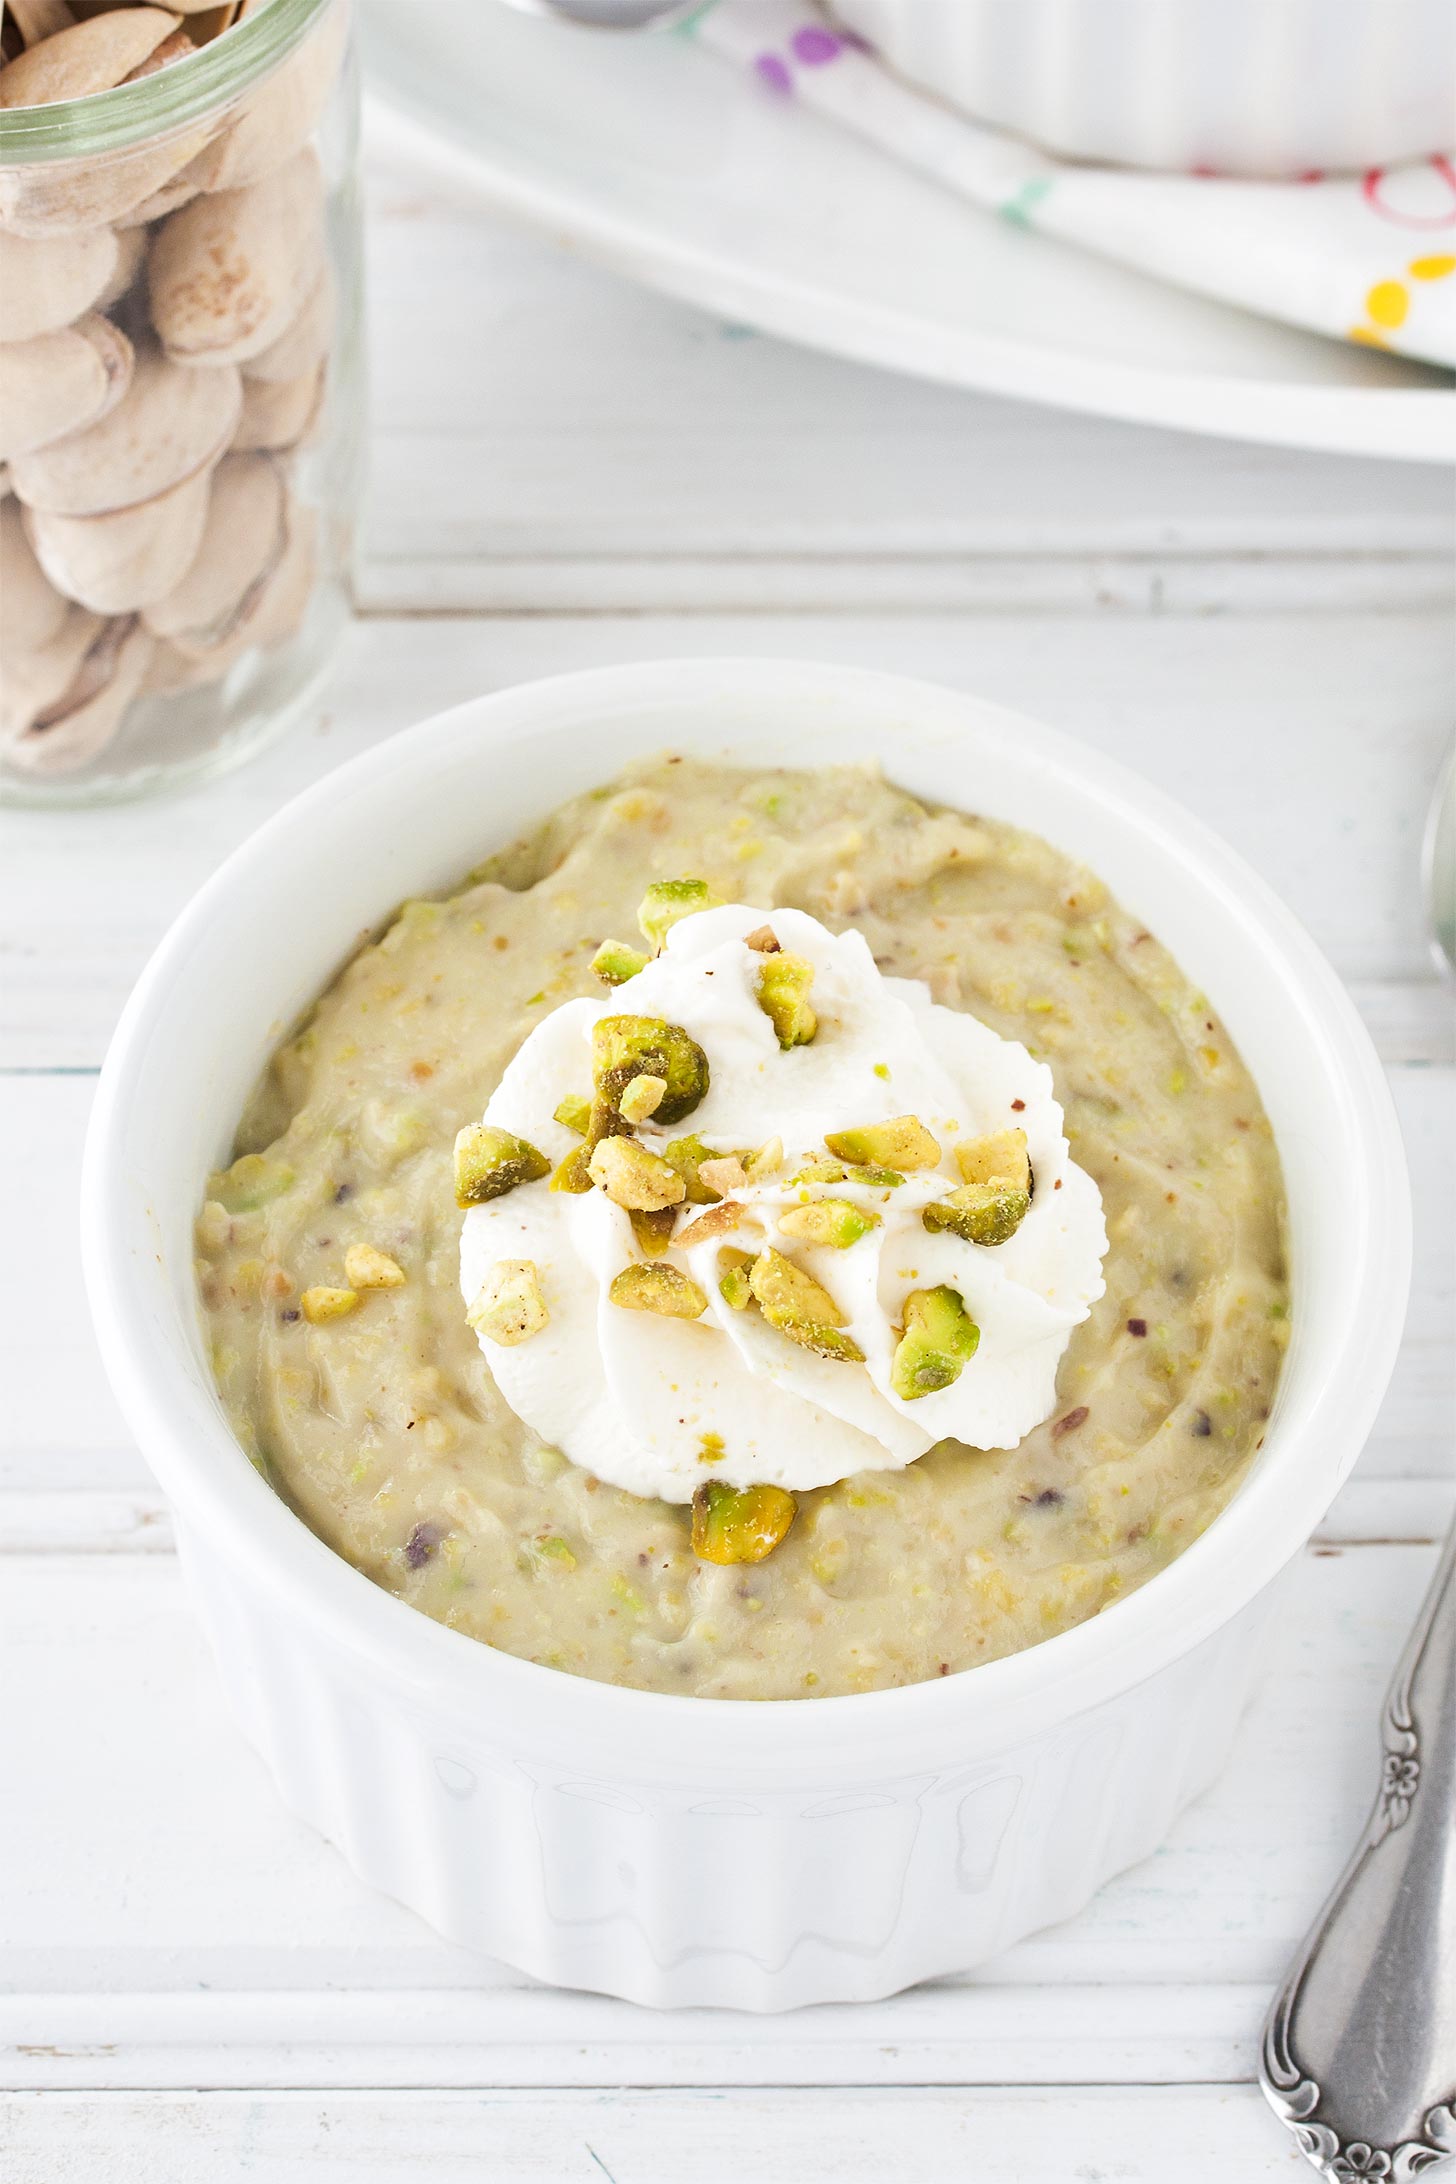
[831,0,1456,177]
[83,660,1410,2009]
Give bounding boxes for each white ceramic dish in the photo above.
[357,0,1455,463]
[832,0,1456,177]
[84,659,1411,2011]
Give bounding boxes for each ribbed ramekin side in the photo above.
[176,1522,1296,2010]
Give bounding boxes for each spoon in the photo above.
[1259,749,1456,2179]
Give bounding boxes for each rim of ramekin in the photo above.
[82,659,1411,1785]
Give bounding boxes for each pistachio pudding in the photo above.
[196,757,1289,1699]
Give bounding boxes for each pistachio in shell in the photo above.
[94,226,149,310]
[242,267,334,382]
[1,611,153,775]
[691,1479,796,1565]
[24,459,213,614]
[9,340,240,516]
[0,227,118,342]
[231,357,324,452]
[149,149,325,368]
[142,450,283,651]
[0,9,183,110]
[0,123,214,239]
[0,500,68,652]
[5,1,78,43]
[184,2,344,193]
[0,315,132,467]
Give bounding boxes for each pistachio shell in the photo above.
[114,163,204,229]
[0,125,212,239]
[243,266,332,381]
[231,356,323,450]
[149,149,324,367]
[0,499,69,651]
[0,313,132,464]
[9,340,240,514]
[1,609,152,773]
[0,466,12,499]
[143,450,282,648]
[121,24,196,81]
[1,598,103,742]
[0,226,117,340]
[94,223,148,306]
[6,3,78,45]
[187,2,343,192]
[0,9,181,108]
[148,480,313,677]
[25,459,213,613]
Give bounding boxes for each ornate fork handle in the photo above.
[1261,1520,1456,2180]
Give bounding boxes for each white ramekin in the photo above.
[83,660,1410,2011]
[830,0,1456,177]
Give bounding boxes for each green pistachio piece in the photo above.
[588,1135,687,1212]
[467,1259,549,1346]
[608,1263,708,1319]
[890,1285,980,1400]
[777,1200,880,1249]
[591,938,650,986]
[208,1152,296,1214]
[453,1124,551,1208]
[717,1246,756,1310]
[691,1478,797,1564]
[663,1133,719,1204]
[592,1013,709,1127]
[550,1142,595,1194]
[748,1246,865,1363]
[553,1093,592,1135]
[824,1115,941,1170]
[637,877,723,951]
[629,1206,677,1258]
[756,950,817,1049]
[922,1182,1031,1246]
[789,1156,847,1187]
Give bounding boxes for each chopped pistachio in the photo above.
[890,1286,980,1400]
[208,1153,295,1214]
[955,1127,1032,1192]
[592,1014,709,1126]
[550,1142,595,1194]
[824,1115,941,1170]
[663,1133,720,1204]
[467,1258,549,1346]
[923,1182,1030,1246]
[927,1123,1030,1247]
[744,1135,784,1181]
[676,1201,751,1248]
[343,1242,406,1290]
[777,1201,880,1249]
[453,1123,551,1208]
[301,1285,359,1324]
[756,951,817,1048]
[618,1073,667,1126]
[692,1478,796,1564]
[589,1135,687,1212]
[608,1263,708,1319]
[629,1207,677,1258]
[744,924,780,954]
[591,938,650,986]
[520,1533,577,1575]
[637,877,723,951]
[717,1246,756,1310]
[697,1154,749,1197]
[749,1246,865,1362]
[553,1093,592,1136]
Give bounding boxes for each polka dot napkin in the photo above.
[685,0,1456,370]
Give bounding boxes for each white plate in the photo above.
[358,0,1455,462]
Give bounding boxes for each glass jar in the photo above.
[0,0,362,804]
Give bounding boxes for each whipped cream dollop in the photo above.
[459,905,1106,1503]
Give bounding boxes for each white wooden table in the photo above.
[3,121,1454,2183]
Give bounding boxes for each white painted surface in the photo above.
[1,134,1453,2177]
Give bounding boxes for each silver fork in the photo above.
[1259,751,1456,2180]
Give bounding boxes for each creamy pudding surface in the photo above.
[196,758,1289,1699]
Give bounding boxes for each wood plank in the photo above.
[0,2084,1303,2183]
[359,152,1456,606]
[0,1542,1438,2094]
[1,611,1450,1071]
